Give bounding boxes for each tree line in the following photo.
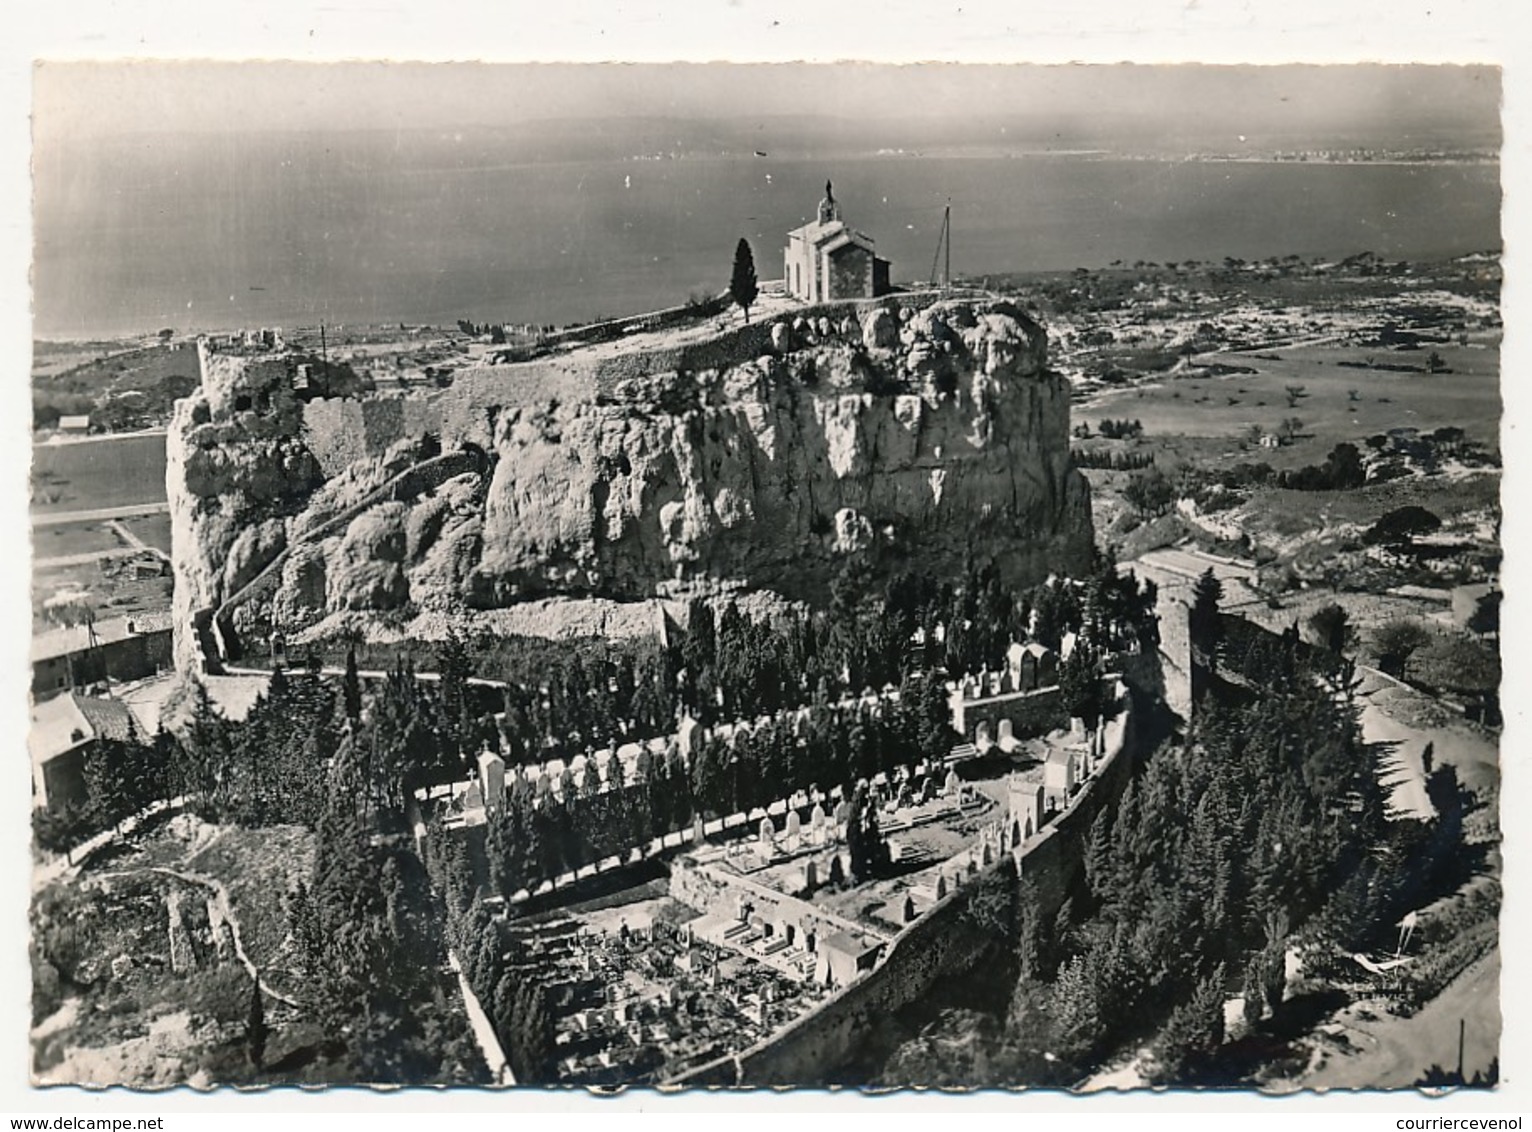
[482,670,955,899]
[1072,447,1155,471]
[36,658,490,1086]
[895,599,1477,1088]
[494,558,1157,768]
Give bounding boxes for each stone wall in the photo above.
[951,686,1065,743]
[669,855,884,957]
[828,245,875,301]
[302,397,440,477]
[724,856,1011,1086]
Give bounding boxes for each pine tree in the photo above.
[1189,568,1224,671]
[730,237,759,324]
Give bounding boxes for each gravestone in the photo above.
[997,718,1015,750]
[759,815,775,847]
[935,872,948,900]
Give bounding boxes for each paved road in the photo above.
[32,502,170,527]
[34,546,150,569]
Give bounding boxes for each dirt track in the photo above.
[1296,950,1500,1090]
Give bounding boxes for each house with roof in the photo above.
[30,692,146,812]
[783,182,892,304]
[31,612,174,701]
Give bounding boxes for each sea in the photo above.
[31,135,1502,340]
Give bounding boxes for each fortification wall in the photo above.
[434,361,601,450]
[302,396,440,477]
[668,691,1141,1087]
[727,855,1007,1086]
[588,289,971,397]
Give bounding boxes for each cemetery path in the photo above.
[448,950,515,1086]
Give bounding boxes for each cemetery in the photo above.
[490,751,1053,1084]
[495,905,829,1085]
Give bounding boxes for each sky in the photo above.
[33,62,1501,150]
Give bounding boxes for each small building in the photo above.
[783,182,892,304]
[1007,775,1046,844]
[30,692,146,813]
[1043,745,1078,807]
[31,613,174,701]
[126,552,170,580]
[478,748,506,811]
[814,930,882,988]
[57,414,91,434]
[1009,641,1058,691]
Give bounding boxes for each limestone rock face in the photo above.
[470,298,1090,601]
[167,346,325,669]
[168,299,1093,665]
[330,503,410,612]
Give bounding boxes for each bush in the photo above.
[1123,467,1176,515]
[1098,418,1144,440]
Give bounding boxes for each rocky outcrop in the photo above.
[168,299,1092,667]
[464,298,1091,603]
[167,346,325,670]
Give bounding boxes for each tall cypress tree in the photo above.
[343,646,363,722]
[730,237,759,324]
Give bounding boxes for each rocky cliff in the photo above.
[168,298,1093,669]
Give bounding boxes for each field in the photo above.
[32,340,200,432]
[32,433,170,514]
[32,554,172,625]
[32,520,124,559]
[118,513,174,555]
[1084,340,1500,459]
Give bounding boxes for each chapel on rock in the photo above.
[783,181,892,303]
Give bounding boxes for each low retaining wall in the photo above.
[952,685,1065,744]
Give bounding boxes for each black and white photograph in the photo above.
[22,54,1507,1097]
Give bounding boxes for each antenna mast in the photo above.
[928,199,952,290]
